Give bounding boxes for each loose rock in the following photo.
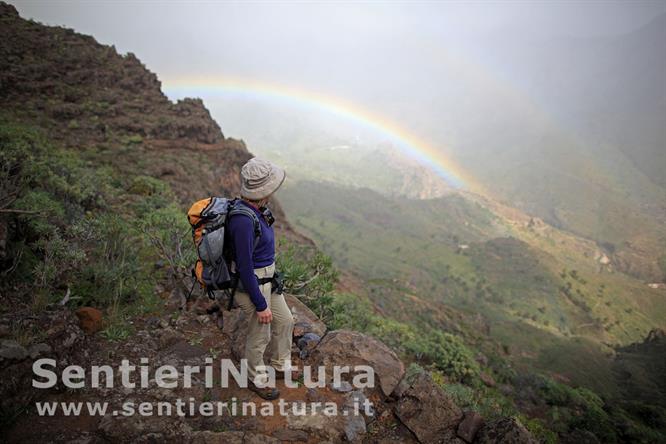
[27,343,52,359]
[457,411,484,443]
[479,371,496,388]
[475,417,538,444]
[75,307,104,334]
[331,380,353,393]
[285,294,326,337]
[344,390,375,418]
[297,332,321,359]
[394,371,463,443]
[309,329,404,397]
[0,339,28,362]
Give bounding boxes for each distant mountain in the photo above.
[428,16,666,281]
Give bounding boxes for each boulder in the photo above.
[286,403,346,441]
[309,330,404,397]
[475,418,538,444]
[27,343,52,359]
[99,413,193,442]
[285,399,367,443]
[479,371,496,388]
[189,296,214,316]
[331,380,353,393]
[393,372,464,443]
[297,332,321,359]
[344,412,367,443]
[0,310,89,440]
[271,429,310,442]
[0,339,28,362]
[38,309,87,362]
[191,431,279,444]
[285,294,326,338]
[222,308,248,360]
[157,327,184,350]
[457,411,484,443]
[344,389,375,418]
[75,307,104,334]
[164,341,207,362]
[191,431,244,444]
[306,387,325,403]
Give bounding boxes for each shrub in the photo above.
[0,120,170,312]
[538,376,621,442]
[139,203,197,296]
[73,213,150,307]
[276,240,338,302]
[520,415,558,444]
[128,175,170,198]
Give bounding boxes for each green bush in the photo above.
[276,239,338,301]
[539,376,620,442]
[123,134,143,145]
[441,381,519,421]
[73,213,150,307]
[610,403,666,443]
[520,415,558,444]
[138,202,197,296]
[128,175,170,198]
[0,120,171,313]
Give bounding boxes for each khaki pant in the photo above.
[234,263,294,384]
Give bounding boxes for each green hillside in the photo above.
[278,180,666,390]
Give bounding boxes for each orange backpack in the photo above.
[187,197,260,298]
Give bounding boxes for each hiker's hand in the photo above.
[257,308,273,324]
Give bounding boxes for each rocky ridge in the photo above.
[0,1,308,242]
[2,290,537,443]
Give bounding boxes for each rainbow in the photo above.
[163,76,476,191]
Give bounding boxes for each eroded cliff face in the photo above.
[0,3,221,146]
[0,2,307,241]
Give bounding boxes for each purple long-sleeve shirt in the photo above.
[227,201,275,311]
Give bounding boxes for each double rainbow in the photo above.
[163,76,476,191]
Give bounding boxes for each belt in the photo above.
[256,276,274,285]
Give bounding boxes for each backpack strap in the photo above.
[227,200,262,251]
[225,200,263,311]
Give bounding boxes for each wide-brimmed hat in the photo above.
[240,157,286,201]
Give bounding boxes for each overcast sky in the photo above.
[10,1,666,164]
[13,1,666,86]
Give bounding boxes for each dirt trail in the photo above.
[5,295,412,443]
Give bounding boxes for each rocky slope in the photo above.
[2,290,536,443]
[0,1,308,243]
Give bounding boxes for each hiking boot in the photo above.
[275,368,302,381]
[248,381,280,400]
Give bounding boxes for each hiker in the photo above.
[229,158,295,400]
